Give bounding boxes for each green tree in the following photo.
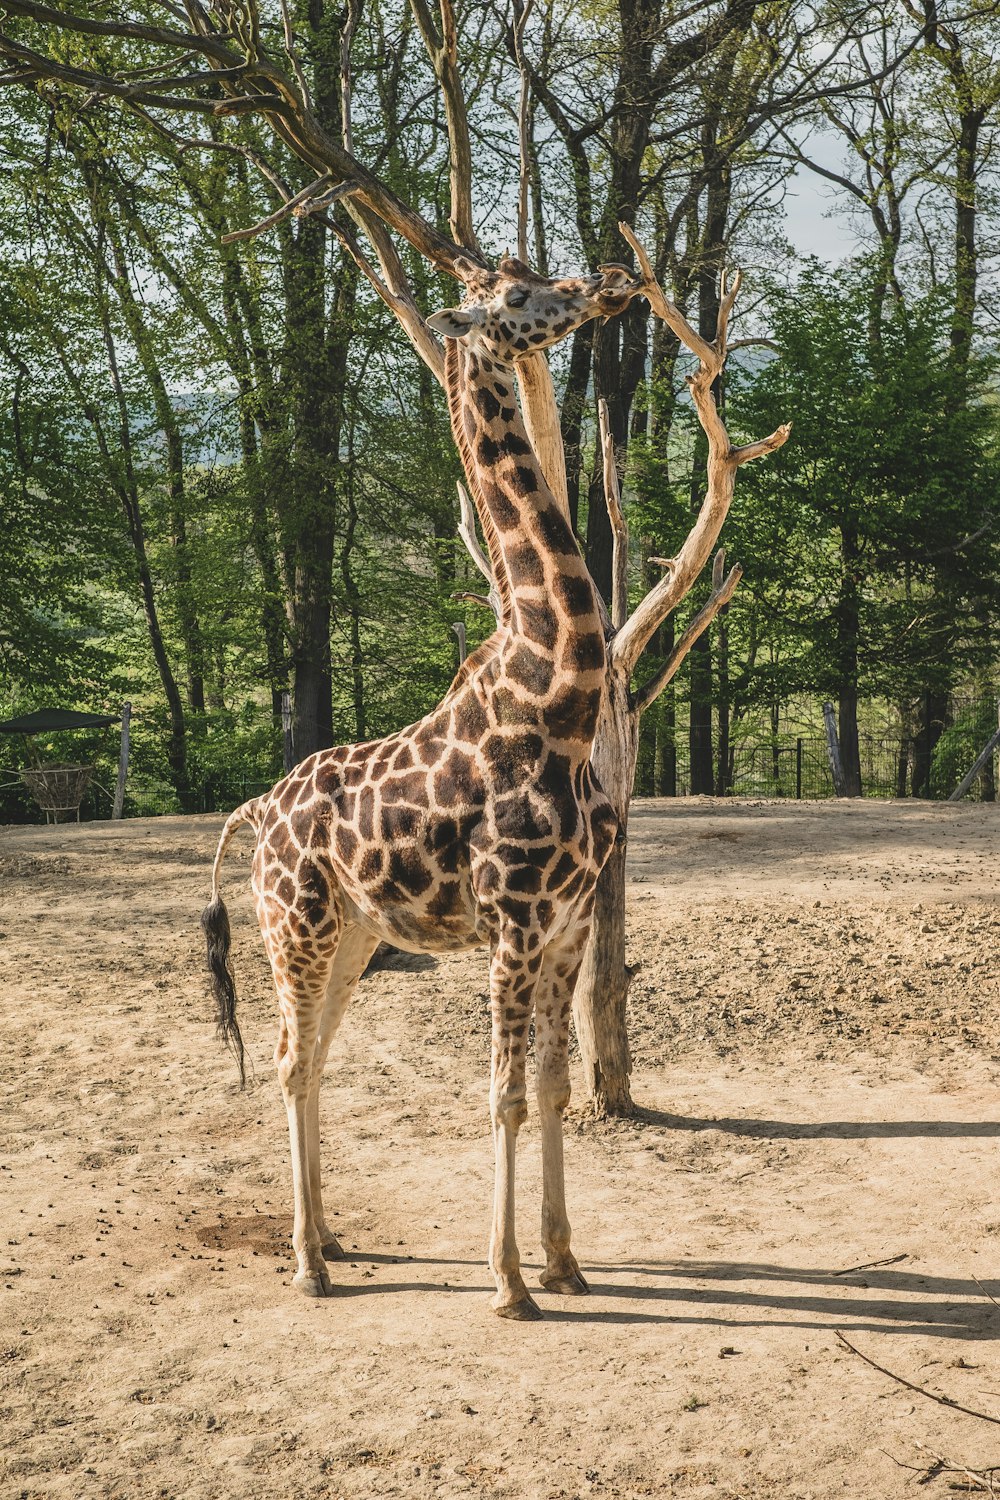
[725,260,1000,784]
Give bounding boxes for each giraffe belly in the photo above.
[339,884,487,955]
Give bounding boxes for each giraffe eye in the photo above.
[505,288,529,309]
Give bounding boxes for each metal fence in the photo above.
[2,729,996,825]
[656,730,996,800]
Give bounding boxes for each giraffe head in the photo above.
[427,255,641,363]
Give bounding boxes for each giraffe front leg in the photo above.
[487,938,540,1321]
[535,944,589,1296]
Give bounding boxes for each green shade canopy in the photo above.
[0,708,119,734]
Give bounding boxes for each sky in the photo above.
[784,169,861,257]
[779,130,866,260]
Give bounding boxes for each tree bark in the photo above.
[714,606,730,795]
[560,325,593,534]
[912,690,949,798]
[574,665,638,1115]
[689,629,714,793]
[104,220,208,713]
[284,215,341,759]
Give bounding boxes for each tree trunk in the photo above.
[912,691,949,798]
[341,431,367,742]
[100,213,208,715]
[714,607,730,794]
[686,180,727,796]
[560,324,593,535]
[88,279,190,800]
[895,726,909,799]
[836,525,862,796]
[573,835,634,1114]
[654,702,677,796]
[282,6,357,760]
[586,301,649,599]
[575,664,639,1115]
[689,629,713,793]
[282,226,357,759]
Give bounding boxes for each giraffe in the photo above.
[202,255,641,1320]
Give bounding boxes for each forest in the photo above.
[0,0,998,816]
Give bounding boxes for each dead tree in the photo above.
[453,226,790,1113]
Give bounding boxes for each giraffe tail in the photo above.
[201,797,261,1089]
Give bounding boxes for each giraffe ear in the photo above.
[426,306,484,338]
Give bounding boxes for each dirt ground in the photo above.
[2,797,1000,1500]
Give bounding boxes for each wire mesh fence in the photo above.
[1,728,996,824]
[658,729,996,800]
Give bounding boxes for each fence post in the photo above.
[823,702,849,798]
[796,738,803,799]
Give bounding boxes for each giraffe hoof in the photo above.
[320,1236,345,1262]
[293,1268,333,1298]
[540,1269,590,1296]
[493,1292,544,1322]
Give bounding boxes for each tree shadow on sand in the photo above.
[632,1106,1000,1140]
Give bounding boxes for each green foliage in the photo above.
[1,4,999,812]
[930,697,1000,798]
[724,259,1000,711]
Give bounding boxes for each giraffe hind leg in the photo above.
[263,921,340,1298]
[304,925,380,1263]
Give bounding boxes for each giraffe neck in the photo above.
[450,341,607,750]
[445,339,512,626]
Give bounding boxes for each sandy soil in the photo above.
[2,797,999,1500]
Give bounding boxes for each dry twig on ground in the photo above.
[834,1252,908,1276]
[836,1331,1000,1427]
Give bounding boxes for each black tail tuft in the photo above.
[201,895,246,1088]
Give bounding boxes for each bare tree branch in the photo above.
[278,0,313,115]
[0,0,236,61]
[220,170,338,242]
[514,352,571,518]
[328,213,445,383]
[836,1331,1000,1428]
[728,336,780,352]
[611,221,790,676]
[0,0,483,275]
[633,549,742,714]
[339,0,360,154]
[408,0,480,253]
[456,481,492,584]
[455,485,503,627]
[512,0,536,263]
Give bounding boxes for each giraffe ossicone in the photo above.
[202,255,642,1318]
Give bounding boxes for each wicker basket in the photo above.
[21,764,95,822]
